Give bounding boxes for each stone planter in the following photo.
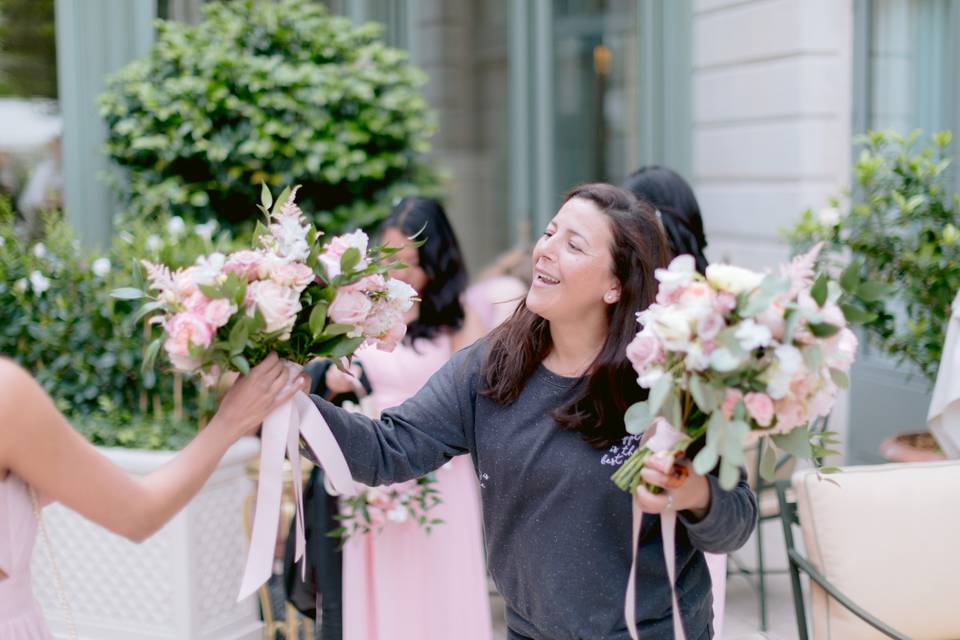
[31,437,263,640]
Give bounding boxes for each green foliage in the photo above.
[786,130,960,384]
[99,0,439,232]
[0,200,241,450]
[0,0,57,98]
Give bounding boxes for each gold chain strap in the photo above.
[29,488,79,640]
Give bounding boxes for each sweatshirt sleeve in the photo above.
[678,472,757,553]
[305,344,478,486]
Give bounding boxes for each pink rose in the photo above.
[371,320,406,352]
[164,312,214,371]
[714,292,737,313]
[773,396,809,433]
[224,250,264,282]
[656,282,686,306]
[245,280,301,336]
[743,392,775,427]
[808,383,836,418]
[626,330,663,374]
[268,261,315,289]
[696,312,724,341]
[721,388,744,420]
[202,298,238,328]
[643,417,685,453]
[329,289,373,326]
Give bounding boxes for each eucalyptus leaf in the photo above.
[111,287,145,300]
[758,438,778,482]
[647,375,673,415]
[693,443,719,475]
[829,367,850,389]
[688,375,717,413]
[772,426,813,459]
[624,400,652,435]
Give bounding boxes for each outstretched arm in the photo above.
[307,345,478,486]
[0,355,306,543]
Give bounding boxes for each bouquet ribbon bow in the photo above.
[237,362,356,600]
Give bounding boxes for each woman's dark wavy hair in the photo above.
[380,197,468,343]
[480,183,671,449]
[622,166,709,274]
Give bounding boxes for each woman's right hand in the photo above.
[211,353,308,440]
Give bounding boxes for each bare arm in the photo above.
[0,354,306,543]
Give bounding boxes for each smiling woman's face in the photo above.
[525,196,620,323]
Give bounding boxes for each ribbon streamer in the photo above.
[625,495,687,640]
[238,364,356,601]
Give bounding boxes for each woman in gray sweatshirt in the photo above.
[308,183,758,640]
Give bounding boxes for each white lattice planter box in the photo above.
[31,437,264,640]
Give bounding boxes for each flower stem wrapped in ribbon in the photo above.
[611,243,859,639]
[113,184,418,599]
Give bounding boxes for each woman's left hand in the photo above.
[635,453,711,520]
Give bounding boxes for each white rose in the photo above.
[92,257,111,278]
[817,207,841,226]
[705,264,764,295]
[386,278,417,313]
[32,243,47,259]
[636,367,665,388]
[146,235,163,253]
[651,309,692,350]
[734,318,773,351]
[654,254,696,286]
[29,270,51,295]
[167,216,186,238]
[245,280,301,336]
[774,344,803,373]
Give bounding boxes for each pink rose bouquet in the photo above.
[116,185,418,382]
[611,243,858,494]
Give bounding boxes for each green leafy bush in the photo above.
[786,130,960,383]
[0,199,243,449]
[99,0,438,232]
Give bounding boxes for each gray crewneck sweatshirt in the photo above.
[308,340,757,640]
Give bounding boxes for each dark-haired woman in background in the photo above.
[308,184,756,639]
[622,165,726,637]
[324,197,492,640]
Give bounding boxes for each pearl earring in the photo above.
[605,292,618,303]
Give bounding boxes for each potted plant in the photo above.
[786,129,960,462]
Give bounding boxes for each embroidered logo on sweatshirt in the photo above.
[600,434,641,467]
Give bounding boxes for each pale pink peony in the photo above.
[721,388,744,420]
[164,312,214,371]
[329,289,373,326]
[245,280,301,336]
[744,392,775,427]
[808,381,837,418]
[626,330,663,374]
[202,298,238,328]
[224,250,264,282]
[656,282,686,306]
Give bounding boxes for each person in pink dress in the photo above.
[323,197,493,640]
[0,354,305,639]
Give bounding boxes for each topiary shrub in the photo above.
[99,0,438,232]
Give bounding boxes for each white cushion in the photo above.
[793,460,960,640]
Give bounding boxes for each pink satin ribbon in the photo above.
[237,368,356,601]
[625,494,687,640]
